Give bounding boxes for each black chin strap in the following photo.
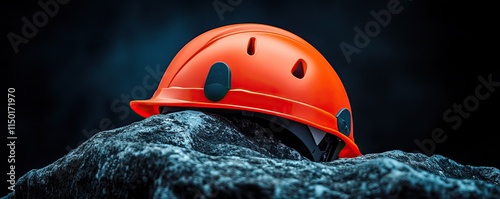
[161,107,345,162]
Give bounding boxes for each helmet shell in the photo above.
[130,23,362,158]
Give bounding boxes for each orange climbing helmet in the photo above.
[130,23,362,161]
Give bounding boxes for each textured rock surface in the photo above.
[3,111,500,198]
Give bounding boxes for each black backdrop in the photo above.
[2,0,499,195]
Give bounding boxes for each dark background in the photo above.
[2,0,499,195]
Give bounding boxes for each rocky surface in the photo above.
[3,111,500,198]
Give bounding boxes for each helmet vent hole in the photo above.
[247,37,256,55]
[291,59,306,79]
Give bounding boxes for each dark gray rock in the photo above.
[3,111,500,198]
